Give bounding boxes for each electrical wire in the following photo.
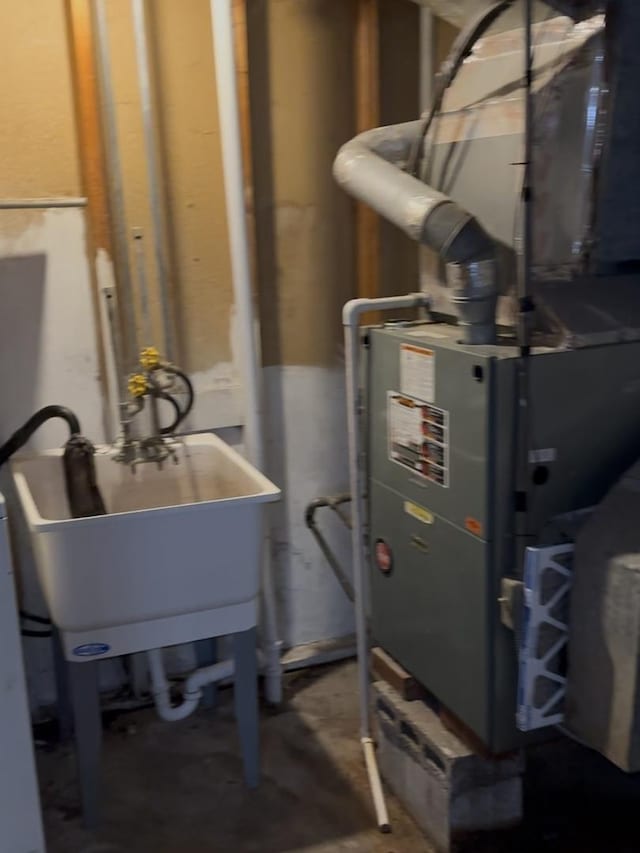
[407,0,517,178]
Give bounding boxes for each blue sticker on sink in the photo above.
[73,643,111,657]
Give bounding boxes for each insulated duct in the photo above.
[333,121,497,344]
[408,1,601,26]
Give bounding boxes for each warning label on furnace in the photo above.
[400,343,435,403]
[388,392,449,488]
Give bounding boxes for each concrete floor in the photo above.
[38,660,640,853]
[39,661,431,853]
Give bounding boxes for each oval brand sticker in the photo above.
[73,643,111,657]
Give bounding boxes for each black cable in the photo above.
[0,406,81,466]
[407,0,516,178]
[21,629,53,639]
[20,609,51,626]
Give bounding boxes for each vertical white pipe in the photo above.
[209,0,282,704]
[343,293,429,831]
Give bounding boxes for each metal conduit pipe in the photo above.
[131,0,177,362]
[333,121,498,344]
[305,495,354,603]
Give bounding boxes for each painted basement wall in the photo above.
[0,0,423,704]
[103,0,243,427]
[0,0,109,708]
[247,0,421,647]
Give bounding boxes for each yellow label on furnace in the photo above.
[404,501,434,526]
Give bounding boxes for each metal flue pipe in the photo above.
[334,122,497,344]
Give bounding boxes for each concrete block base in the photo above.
[373,681,523,852]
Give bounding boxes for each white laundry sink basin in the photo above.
[12,434,280,661]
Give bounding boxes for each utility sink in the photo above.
[12,434,280,661]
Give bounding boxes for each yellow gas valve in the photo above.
[140,346,161,370]
[128,373,148,398]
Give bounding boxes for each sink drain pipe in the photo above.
[344,294,431,833]
[147,648,234,722]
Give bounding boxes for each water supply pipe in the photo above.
[208,0,282,704]
[131,0,177,362]
[334,121,497,344]
[147,648,234,722]
[93,0,138,368]
[344,293,431,833]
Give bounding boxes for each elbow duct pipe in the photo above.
[333,121,498,344]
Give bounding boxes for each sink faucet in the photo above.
[113,347,194,471]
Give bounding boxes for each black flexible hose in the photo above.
[20,609,51,626]
[0,406,81,467]
[407,0,516,177]
[149,367,194,434]
[169,367,195,422]
[152,389,183,435]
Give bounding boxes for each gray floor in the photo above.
[38,659,640,853]
[39,660,432,853]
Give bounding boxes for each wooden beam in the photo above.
[371,647,426,701]
[65,0,113,256]
[231,0,260,297]
[232,0,254,211]
[65,0,115,429]
[355,0,380,305]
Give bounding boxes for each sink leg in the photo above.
[194,637,218,709]
[52,629,73,742]
[69,661,102,829]
[233,627,259,788]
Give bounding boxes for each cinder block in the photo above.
[373,681,523,852]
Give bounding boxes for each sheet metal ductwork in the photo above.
[335,0,640,347]
[334,123,498,344]
[412,1,601,26]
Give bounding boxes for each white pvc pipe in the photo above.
[209,0,282,704]
[0,197,87,209]
[343,293,430,831]
[147,648,234,722]
[362,737,390,834]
